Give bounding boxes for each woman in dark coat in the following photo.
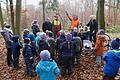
[87,15,98,43]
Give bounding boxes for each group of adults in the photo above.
[42,11,98,43]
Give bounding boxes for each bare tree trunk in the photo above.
[16,0,22,37]
[91,0,94,14]
[43,0,45,22]
[6,0,10,24]
[108,0,111,24]
[0,1,4,29]
[9,0,15,34]
[114,0,119,26]
[98,0,105,29]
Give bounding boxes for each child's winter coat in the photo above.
[95,35,106,56]
[36,60,60,80]
[103,50,120,77]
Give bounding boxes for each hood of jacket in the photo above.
[39,60,55,72]
[111,50,120,61]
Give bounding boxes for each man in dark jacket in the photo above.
[42,17,52,32]
[0,24,13,66]
[87,15,98,43]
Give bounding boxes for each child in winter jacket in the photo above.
[47,31,56,60]
[23,29,30,40]
[36,50,60,80]
[56,30,66,65]
[23,38,36,77]
[72,32,82,65]
[103,38,120,80]
[38,32,50,53]
[12,35,22,69]
[95,29,106,66]
[60,33,76,76]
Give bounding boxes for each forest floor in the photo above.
[0,33,120,80]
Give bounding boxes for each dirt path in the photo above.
[0,38,104,80]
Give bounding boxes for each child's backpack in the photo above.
[73,37,82,52]
[38,39,50,53]
[23,44,33,58]
[61,41,75,57]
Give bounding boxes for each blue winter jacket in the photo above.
[103,50,120,77]
[28,33,35,42]
[36,60,60,80]
[12,35,22,55]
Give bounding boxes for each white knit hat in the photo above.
[40,50,51,60]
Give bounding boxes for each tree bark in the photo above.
[98,0,105,30]
[43,0,45,22]
[0,0,4,29]
[16,0,22,37]
[6,0,10,24]
[9,0,15,34]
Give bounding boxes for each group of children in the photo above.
[22,28,83,77]
[1,23,120,80]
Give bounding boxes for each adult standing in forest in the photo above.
[66,11,80,31]
[0,24,13,67]
[87,15,98,43]
[42,17,52,33]
[52,14,62,39]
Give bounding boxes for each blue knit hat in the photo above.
[40,50,51,60]
[66,33,72,41]
[97,29,105,35]
[111,38,120,49]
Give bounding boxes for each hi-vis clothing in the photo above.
[52,20,61,31]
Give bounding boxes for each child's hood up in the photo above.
[39,60,57,72]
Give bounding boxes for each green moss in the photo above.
[106,26,120,33]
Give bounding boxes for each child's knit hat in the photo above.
[40,50,51,60]
[97,29,105,35]
[66,33,72,41]
[40,32,46,40]
[111,38,120,49]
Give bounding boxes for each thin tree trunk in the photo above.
[0,0,4,29]
[113,0,116,26]
[9,0,15,34]
[98,0,105,30]
[43,0,45,22]
[96,0,99,22]
[114,0,119,26]
[6,0,10,24]
[108,0,111,24]
[16,0,22,37]
[91,0,94,14]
